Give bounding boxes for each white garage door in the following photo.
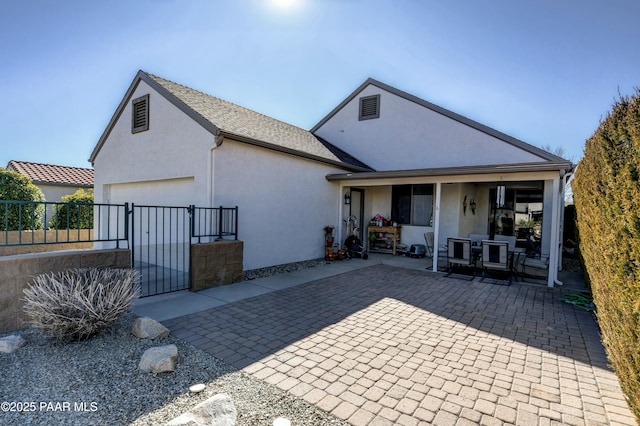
[107,177,195,206]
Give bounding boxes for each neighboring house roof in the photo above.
[6,160,94,187]
[312,78,568,164]
[89,71,372,172]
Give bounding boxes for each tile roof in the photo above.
[143,72,372,171]
[6,160,94,187]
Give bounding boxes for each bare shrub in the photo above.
[23,268,141,341]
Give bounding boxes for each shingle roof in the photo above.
[6,160,94,187]
[88,71,368,172]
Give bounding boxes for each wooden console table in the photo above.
[368,226,401,255]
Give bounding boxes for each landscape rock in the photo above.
[139,344,178,373]
[131,317,170,339]
[0,335,26,353]
[167,393,237,426]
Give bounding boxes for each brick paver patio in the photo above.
[163,264,635,425]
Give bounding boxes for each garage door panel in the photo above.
[108,177,195,206]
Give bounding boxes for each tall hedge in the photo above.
[0,168,45,231]
[573,90,640,421]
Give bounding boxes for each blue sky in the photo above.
[1,0,638,169]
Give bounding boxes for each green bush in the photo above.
[50,188,94,229]
[0,168,45,231]
[23,268,141,341]
[573,90,640,421]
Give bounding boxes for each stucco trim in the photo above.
[326,161,573,181]
[311,78,566,163]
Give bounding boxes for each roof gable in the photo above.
[6,160,94,187]
[311,78,566,164]
[90,71,371,171]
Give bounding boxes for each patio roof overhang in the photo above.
[326,161,573,182]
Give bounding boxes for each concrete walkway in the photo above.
[137,256,636,425]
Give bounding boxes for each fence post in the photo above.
[188,205,196,243]
[121,203,130,250]
[234,206,238,240]
[129,203,135,265]
[217,206,223,240]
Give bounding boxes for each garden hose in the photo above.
[560,293,595,311]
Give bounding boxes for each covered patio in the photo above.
[331,161,572,287]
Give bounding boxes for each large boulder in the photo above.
[139,344,178,373]
[131,317,170,339]
[0,335,26,354]
[167,393,237,426]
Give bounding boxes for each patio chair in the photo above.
[480,240,512,283]
[493,234,516,251]
[447,237,476,277]
[424,232,434,258]
[521,254,550,280]
[468,233,489,249]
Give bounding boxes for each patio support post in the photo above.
[338,185,346,249]
[547,177,561,287]
[432,182,442,272]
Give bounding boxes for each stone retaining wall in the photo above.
[191,241,243,291]
[0,249,131,333]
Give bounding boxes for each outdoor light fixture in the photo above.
[344,192,351,205]
[470,198,477,215]
[496,185,506,208]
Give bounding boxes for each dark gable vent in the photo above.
[359,94,380,120]
[132,94,149,133]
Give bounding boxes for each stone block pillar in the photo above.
[190,240,243,291]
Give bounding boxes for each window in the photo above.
[131,94,149,133]
[359,94,380,120]
[391,184,434,225]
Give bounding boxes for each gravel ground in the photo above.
[243,259,326,281]
[0,314,348,426]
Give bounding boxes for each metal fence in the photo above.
[191,205,239,242]
[2,200,239,297]
[1,200,128,247]
[129,204,239,296]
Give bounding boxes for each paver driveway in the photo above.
[163,264,635,425]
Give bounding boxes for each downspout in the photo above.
[433,182,442,272]
[208,134,224,208]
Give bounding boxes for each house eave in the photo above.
[31,181,93,188]
[326,161,574,181]
[220,131,371,173]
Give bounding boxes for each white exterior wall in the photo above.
[37,183,92,225]
[93,80,213,207]
[314,85,544,171]
[92,80,356,271]
[211,140,344,270]
[38,184,89,204]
